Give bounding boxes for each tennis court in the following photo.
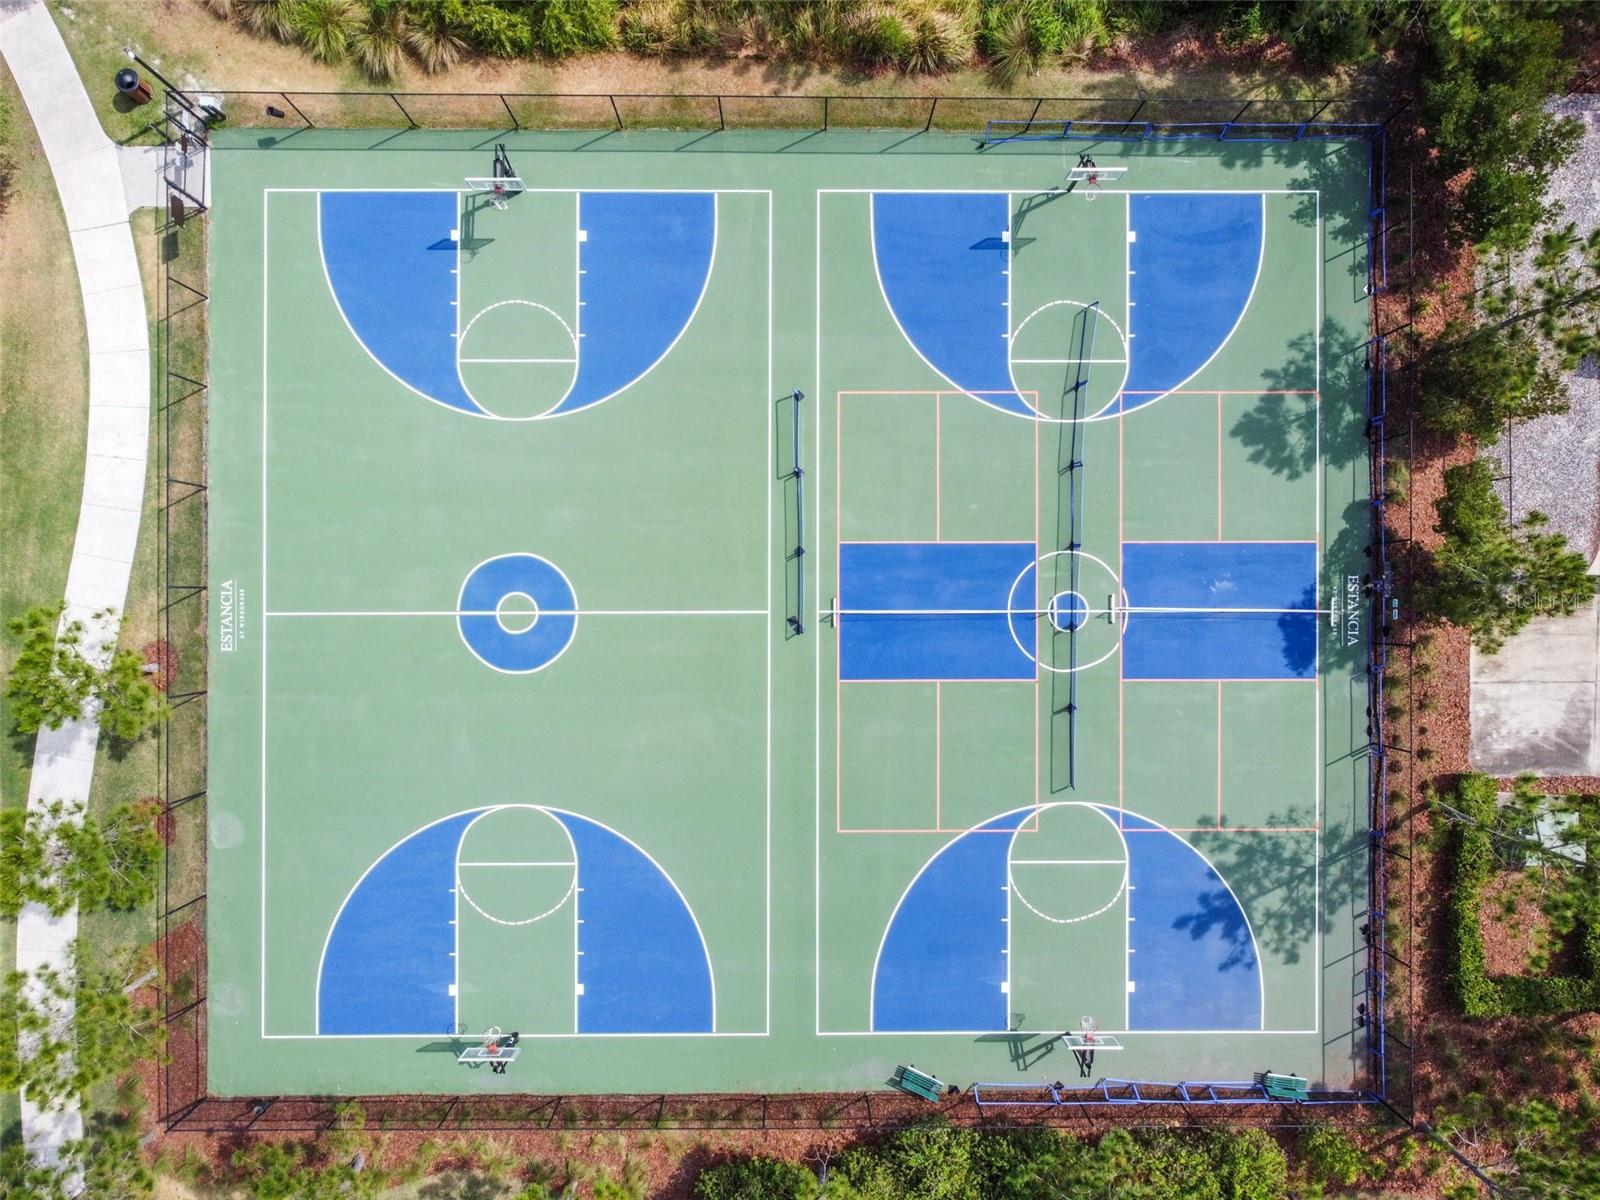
[207,128,1373,1096]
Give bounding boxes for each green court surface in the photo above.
[207,128,1374,1097]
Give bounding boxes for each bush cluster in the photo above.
[696,1124,1307,1200]
[1444,774,1600,1018]
[1423,460,1597,654]
[206,0,1429,83]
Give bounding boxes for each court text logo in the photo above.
[220,579,239,652]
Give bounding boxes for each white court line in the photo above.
[266,609,765,617]
[1314,187,1324,1037]
[1012,357,1126,364]
[813,187,824,1037]
[819,188,1316,196]
[822,606,1336,617]
[260,191,271,1039]
[458,861,576,868]
[764,188,774,1035]
[1012,858,1123,865]
[265,187,771,194]
[458,357,577,364]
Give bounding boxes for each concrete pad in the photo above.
[64,550,134,614]
[1470,605,1599,684]
[85,403,150,459]
[1471,680,1596,775]
[68,220,141,293]
[79,450,145,510]
[51,144,130,230]
[118,143,166,211]
[19,61,108,163]
[71,502,141,563]
[80,283,149,355]
[89,348,154,406]
[19,1100,83,1171]
[30,717,99,768]
[23,750,96,803]
[0,4,67,74]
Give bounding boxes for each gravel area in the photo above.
[1482,95,1600,564]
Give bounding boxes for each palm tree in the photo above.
[238,0,296,42]
[352,1,408,82]
[404,1,467,74]
[292,0,359,65]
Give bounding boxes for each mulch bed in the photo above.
[141,639,178,691]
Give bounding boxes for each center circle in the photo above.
[1006,549,1127,674]
[457,553,579,675]
[495,590,540,635]
[1049,590,1089,633]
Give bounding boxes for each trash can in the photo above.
[115,68,152,105]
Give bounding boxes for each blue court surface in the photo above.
[209,132,1371,1099]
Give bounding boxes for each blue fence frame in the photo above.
[972,1079,1373,1109]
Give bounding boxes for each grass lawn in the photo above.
[0,58,90,1149]
[76,206,163,1123]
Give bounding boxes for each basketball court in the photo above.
[206,129,1373,1096]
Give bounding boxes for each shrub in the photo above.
[902,6,976,74]
[980,4,1036,85]
[694,1155,817,1200]
[404,0,469,71]
[1424,461,1596,654]
[291,0,360,63]
[448,0,534,57]
[1443,773,1600,1017]
[1297,1125,1364,1189]
[534,0,618,57]
[351,0,409,80]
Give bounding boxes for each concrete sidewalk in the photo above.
[0,0,151,1175]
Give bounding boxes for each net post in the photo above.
[789,389,806,635]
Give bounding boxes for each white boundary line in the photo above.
[820,188,1315,196]
[260,190,270,1039]
[812,188,824,1037]
[1313,189,1324,1037]
[765,186,774,1035]
[263,192,773,1039]
[265,609,763,618]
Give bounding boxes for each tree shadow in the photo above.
[1280,584,1319,675]
[1172,878,1259,972]
[1229,328,1373,475]
[1199,805,1366,968]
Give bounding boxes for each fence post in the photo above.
[717,94,725,131]
[389,93,416,127]
[823,95,829,131]
[609,94,623,131]
[500,94,519,129]
[279,92,312,127]
[924,96,937,132]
